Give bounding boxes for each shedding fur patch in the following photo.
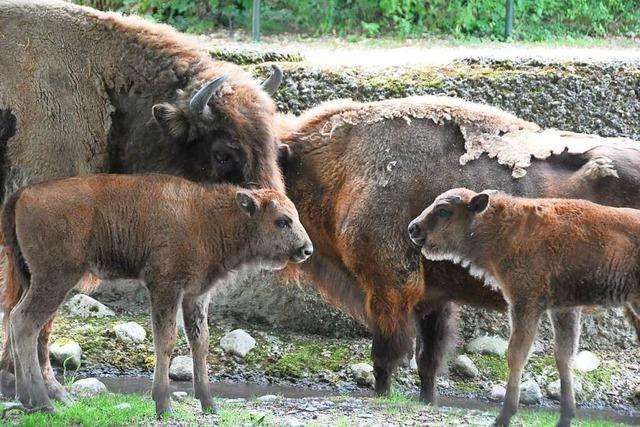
[302,96,638,179]
[581,156,619,180]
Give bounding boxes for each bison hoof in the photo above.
[201,401,218,414]
[419,390,438,406]
[155,404,173,418]
[0,371,15,398]
[493,416,511,427]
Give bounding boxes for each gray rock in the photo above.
[114,322,146,344]
[169,355,193,381]
[546,378,584,400]
[490,384,506,401]
[574,350,600,372]
[349,362,375,388]
[71,378,107,396]
[219,329,256,357]
[50,338,82,368]
[172,391,188,401]
[409,355,418,370]
[65,294,114,318]
[452,355,479,379]
[114,402,131,410]
[257,394,279,402]
[467,336,508,357]
[634,385,640,399]
[520,379,542,404]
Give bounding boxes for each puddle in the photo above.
[98,376,640,425]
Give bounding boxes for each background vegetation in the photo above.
[74,0,640,41]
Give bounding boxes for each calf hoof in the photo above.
[0,371,15,398]
[47,382,74,406]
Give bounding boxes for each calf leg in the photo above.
[626,303,640,343]
[38,320,73,404]
[0,311,16,397]
[495,302,542,427]
[414,303,458,405]
[182,292,217,413]
[149,286,183,416]
[549,308,581,427]
[10,273,74,411]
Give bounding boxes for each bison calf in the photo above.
[409,188,640,427]
[2,175,312,415]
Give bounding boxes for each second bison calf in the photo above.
[2,174,312,415]
[408,188,640,427]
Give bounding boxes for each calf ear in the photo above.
[468,193,489,213]
[152,103,189,139]
[236,190,260,217]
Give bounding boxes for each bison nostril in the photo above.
[302,245,313,257]
[408,222,421,238]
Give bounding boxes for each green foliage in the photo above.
[75,0,640,40]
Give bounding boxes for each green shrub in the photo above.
[73,0,640,40]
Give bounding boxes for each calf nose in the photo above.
[408,221,425,245]
[293,242,313,263]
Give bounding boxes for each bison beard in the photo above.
[278,96,640,402]
[0,0,284,403]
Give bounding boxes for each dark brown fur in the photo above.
[1,174,311,415]
[409,188,640,426]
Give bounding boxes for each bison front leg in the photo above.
[414,303,458,405]
[0,311,16,398]
[549,308,581,427]
[149,285,183,416]
[182,292,217,414]
[495,302,542,427]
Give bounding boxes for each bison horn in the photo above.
[189,75,228,116]
[261,65,282,96]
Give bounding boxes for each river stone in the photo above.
[65,294,115,318]
[172,391,188,401]
[350,362,375,388]
[71,378,107,396]
[634,385,640,399]
[574,350,600,372]
[467,336,508,357]
[115,402,131,410]
[546,378,584,400]
[50,338,82,368]
[169,355,194,381]
[114,322,146,344]
[490,384,506,401]
[257,394,279,402]
[520,379,542,404]
[219,329,256,357]
[452,355,479,379]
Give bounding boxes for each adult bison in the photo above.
[278,95,640,402]
[0,0,284,403]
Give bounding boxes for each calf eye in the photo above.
[215,152,232,164]
[436,208,451,219]
[275,218,291,229]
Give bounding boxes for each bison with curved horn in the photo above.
[277,95,640,402]
[0,0,284,405]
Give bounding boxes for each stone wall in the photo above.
[95,55,640,350]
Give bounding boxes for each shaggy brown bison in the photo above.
[0,0,285,401]
[409,188,640,426]
[1,174,312,414]
[278,95,640,402]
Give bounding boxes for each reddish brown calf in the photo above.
[409,188,640,427]
[2,174,312,415]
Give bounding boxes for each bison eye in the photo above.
[436,208,451,219]
[214,152,232,164]
[275,218,291,229]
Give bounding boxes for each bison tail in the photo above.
[1,189,29,313]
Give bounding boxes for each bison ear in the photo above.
[152,103,189,139]
[277,144,292,167]
[468,193,489,213]
[236,190,260,218]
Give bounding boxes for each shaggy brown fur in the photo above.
[1,174,312,415]
[409,188,640,426]
[277,95,640,402]
[0,0,285,402]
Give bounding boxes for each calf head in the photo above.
[236,189,313,268]
[408,188,490,263]
[151,67,284,190]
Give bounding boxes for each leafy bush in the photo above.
[73,0,640,40]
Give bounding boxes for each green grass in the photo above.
[514,409,627,427]
[372,391,422,416]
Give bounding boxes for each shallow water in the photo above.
[98,376,640,425]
